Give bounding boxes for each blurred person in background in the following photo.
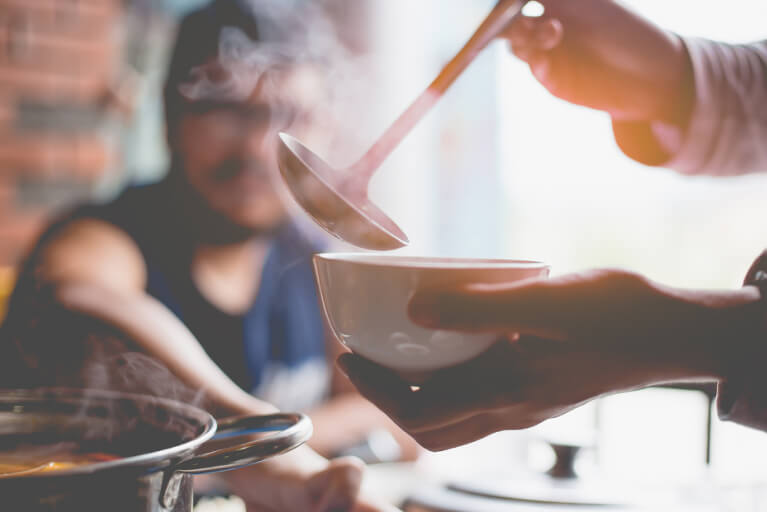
[340,0,767,451]
[0,0,415,509]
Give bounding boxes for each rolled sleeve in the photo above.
[614,38,767,176]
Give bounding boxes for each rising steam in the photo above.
[177,0,382,166]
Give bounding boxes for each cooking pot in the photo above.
[0,388,312,511]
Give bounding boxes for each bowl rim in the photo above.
[314,253,549,269]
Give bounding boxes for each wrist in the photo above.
[715,256,767,427]
[675,286,763,381]
[637,276,762,383]
[721,261,767,381]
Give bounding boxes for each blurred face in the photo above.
[173,65,329,233]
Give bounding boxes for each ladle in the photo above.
[278,0,528,250]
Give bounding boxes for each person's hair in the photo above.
[163,0,343,146]
[163,0,263,144]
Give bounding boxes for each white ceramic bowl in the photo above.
[313,254,549,380]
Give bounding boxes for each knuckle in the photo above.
[601,268,647,290]
[582,268,643,288]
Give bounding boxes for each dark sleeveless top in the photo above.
[8,183,330,411]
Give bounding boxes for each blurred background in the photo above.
[1,0,766,508]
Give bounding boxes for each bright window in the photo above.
[371,0,767,493]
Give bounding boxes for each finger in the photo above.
[400,387,494,434]
[410,412,502,452]
[409,279,568,337]
[401,343,517,432]
[338,349,505,435]
[503,16,564,56]
[336,354,415,421]
[509,46,555,89]
[503,15,537,49]
[533,18,564,51]
[509,41,535,63]
[504,17,539,64]
[369,341,520,434]
[527,50,556,89]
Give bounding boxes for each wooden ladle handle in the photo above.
[350,0,526,178]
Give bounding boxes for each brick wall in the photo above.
[0,0,125,268]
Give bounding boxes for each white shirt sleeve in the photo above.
[613,38,767,176]
[665,38,767,176]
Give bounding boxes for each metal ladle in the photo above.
[278,0,527,250]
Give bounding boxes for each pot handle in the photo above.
[173,413,313,474]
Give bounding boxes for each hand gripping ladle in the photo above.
[278,0,527,250]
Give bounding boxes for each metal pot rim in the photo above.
[0,388,217,479]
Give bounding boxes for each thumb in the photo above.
[505,15,564,61]
[408,279,563,335]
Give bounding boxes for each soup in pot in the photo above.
[0,443,120,477]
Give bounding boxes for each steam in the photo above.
[178,25,295,103]
[178,0,382,165]
[76,349,210,442]
[86,351,207,407]
[180,0,347,101]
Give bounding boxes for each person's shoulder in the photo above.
[35,215,147,293]
[92,181,167,225]
[26,184,160,293]
[66,181,171,261]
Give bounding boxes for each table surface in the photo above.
[193,430,767,512]
[192,461,765,512]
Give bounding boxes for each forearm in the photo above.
[656,283,764,382]
[598,271,767,431]
[580,276,765,399]
[54,283,277,417]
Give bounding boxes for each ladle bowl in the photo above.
[278,133,409,250]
